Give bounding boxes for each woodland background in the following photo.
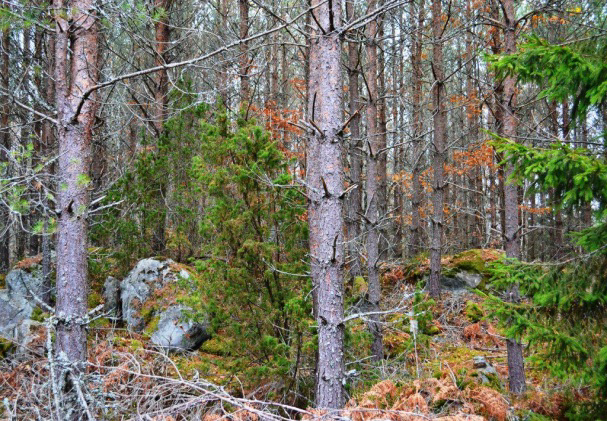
[0,0,606,419]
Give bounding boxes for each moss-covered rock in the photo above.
[451,249,487,273]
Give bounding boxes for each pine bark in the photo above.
[501,0,526,394]
[345,0,363,279]
[365,0,384,362]
[307,0,346,408]
[54,0,99,369]
[154,0,172,134]
[239,0,250,107]
[377,13,388,256]
[409,0,425,257]
[428,0,446,299]
[0,2,10,272]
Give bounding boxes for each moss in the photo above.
[88,290,102,308]
[129,339,144,351]
[90,317,111,328]
[384,333,411,357]
[0,273,5,288]
[353,276,368,296]
[465,301,484,322]
[30,306,50,322]
[424,325,441,335]
[450,249,487,274]
[200,337,233,356]
[0,337,14,358]
[143,315,161,337]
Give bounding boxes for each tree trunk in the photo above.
[364,0,384,362]
[154,0,173,253]
[307,0,345,408]
[428,0,446,299]
[345,0,363,279]
[409,0,425,257]
[154,0,172,133]
[218,0,229,106]
[53,0,100,401]
[392,14,403,257]
[0,2,10,272]
[239,0,250,108]
[377,12,388,257]
[501,0,526,395]
[465,0,481,248]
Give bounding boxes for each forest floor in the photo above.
[0,250,578,420]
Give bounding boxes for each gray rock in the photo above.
[0,290,31,338]
[439,270,482,290]
[0,288,36,351]
[150,305,210,352]
[120,258,190,332]
[0,267,47,350]
[473,355,488,368]
[5,268,44,301]
[473,356,500,385]
[455,271,482,289]
[16,319,45,352]
[102,276,121,320]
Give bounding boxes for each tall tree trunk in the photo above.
[501,0,526,395]
[217,0,229,106]
[0,1,10,271]
[53,0,100,402]
[239,0,250,108]
[41,22,55,306]
[365,0,384,362]
[153,0,173,253]
[428,0,446,299]
[307,0,345,408]
[465,0,481,249]
[377,12,388,256]
[392,14,403,257]
[346,0,363,279]
[154,0,172,134]
[409,0,425,257]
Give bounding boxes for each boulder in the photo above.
[115,257,211,352]
[120,258,184,331]
[0,289,33,342]
[150,305,210,352]
[102,276,121,320]
[473,356,500,385]
[439,270,482,290]
[5,268,44,302]
[455,271,482,289]
[0,267,45,352]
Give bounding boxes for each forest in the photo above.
[0,0,606,419]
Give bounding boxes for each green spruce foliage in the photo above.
[489,35,607,122]
[486,141,607,418]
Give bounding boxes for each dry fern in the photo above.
[467,387,508,421]
[360,380,398,407]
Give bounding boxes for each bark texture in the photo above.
[501,0,527,395]
[0,3,10,272]
[364,0,384,362]
[345,0,362,279]
[54,0,99,369]
[154,0,173,134]
[428,0,446,299]
[409,0,425,257]
[307,0,346,408]
[239,0,250,106]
